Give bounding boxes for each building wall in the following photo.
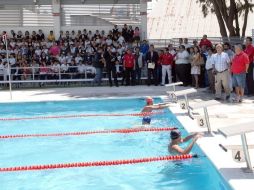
[147,0,254,39]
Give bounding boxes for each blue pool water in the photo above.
[0,98,232,190]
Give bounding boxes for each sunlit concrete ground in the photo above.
[0,85,253,189]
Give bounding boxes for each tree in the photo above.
[197,0,254,37]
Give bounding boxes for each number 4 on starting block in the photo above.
[232,149,245,163]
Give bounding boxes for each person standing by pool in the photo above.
[93,47,105,86]
[231,44,249,103]
[212,44,231,101]
[168,130,202,155]
[244,37,254,96]
[175,45,190,86]
[123,48,135,86]
[161,48,174,86]
[141,97,169,125]
[205,48,215,93]
[146,45,159,86]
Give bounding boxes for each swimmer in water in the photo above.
[133,116,152,128]
[168,130,202,155]
[141,97,169,125]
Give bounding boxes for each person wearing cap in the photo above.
[141,97,169,125]
[168,130,202,155]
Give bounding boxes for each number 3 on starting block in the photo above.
[179,101,186,109]
[196,116,207,128]
[232,149,245,163]
[168,93,177,102]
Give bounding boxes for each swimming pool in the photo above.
[0,98,232,190]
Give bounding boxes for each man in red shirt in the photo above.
[161,48,174,85]
[123,48,135,86]
[231,44,249,102]
[244,37,254,95]
[199,34,212,49]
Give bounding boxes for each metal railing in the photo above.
[0,66,96,82]
[0,65,148,87]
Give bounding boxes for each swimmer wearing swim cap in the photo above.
[168,130,202,155]
[141,97,169,125]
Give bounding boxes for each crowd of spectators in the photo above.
[164,35,253,102]
[0,26,254,102]
[0,24,142,86]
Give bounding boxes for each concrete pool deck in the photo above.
[0,86,253,190]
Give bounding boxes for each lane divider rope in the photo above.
[0,127,177,139]
[0,111,163,121]
[0,154,195,172]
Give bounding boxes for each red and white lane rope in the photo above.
[0,111,163,121]
[0,127,177,139]
[0,154,195,172]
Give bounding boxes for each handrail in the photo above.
[0,65,97,82]
[0,65,148,85]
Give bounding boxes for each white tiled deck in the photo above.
[0,86,254,189]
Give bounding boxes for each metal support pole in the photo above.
[241,133,253,172]
[58,69,61,80]
[204,107,211,133]
[173,85,176,92]
[5,38,12,100]
[32,67,35,81]
[184,94,190,116]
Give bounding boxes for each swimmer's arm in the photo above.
[141,104,169,112]
[182,133,198,142]
[171,140,196,155]
[150,104,169,110]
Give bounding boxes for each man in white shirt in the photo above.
[42,45,49,55]
[117,34,125,45]
[70,44,77,55]
[183,38,192,49]
[35,46,42,57]
[175,45,190,86]
[60,61,69,79]
[168,44,176,56]
[106,36,113,46]
[8,54,16,67]
[77,61,86,78]
[212,44,231,100]
[85,64,96,78]
[85,44,94,55]
[205,48,215,93]
[51,61,61,74]
[75,53,83,64]
[65,52,73,64]
[58,53,66,64]
[223,42,235,91]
